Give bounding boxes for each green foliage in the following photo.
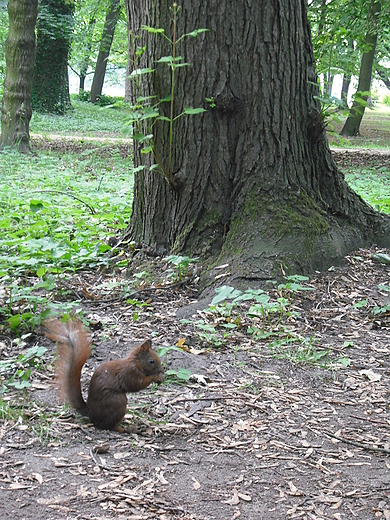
[180,281,352,369]
[0,139,133,331]
[268,336,350,368]
[0,343,47,393]
[372,284,390,315]
[314,94,348,131]
[308,0,390,104]
[158,344,191,383]
[0,397,24,421]
[32,0,74,114]
[382,94,390,106]
[31,97,132,136]
[346,167,390,214]
[126,4,208,188]
[163,255,198,281]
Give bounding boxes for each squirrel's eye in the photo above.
[149,359,155,364]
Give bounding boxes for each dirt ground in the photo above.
[1,151,390,520]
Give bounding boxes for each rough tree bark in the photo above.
[90,0,121,103]
[31,0,73,114]
[0,0,38,152]
[340,0,381,136]
[123,0,390,284]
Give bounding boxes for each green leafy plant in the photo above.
[126,298,151,322]
[313,93,347,132]
[180,281,326,358]
[0,145,133,331]
[268,335,350,368]
[0,397,25,422]
[0,344,47,393]
[372,284,390,315]
[158,344,192,383]
[165,366,192,383]
[346,167,390,214]
[126,3,208,187]
[163,254,198,281]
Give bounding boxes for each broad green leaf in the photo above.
[212,286,242,305]
[29,200,44,213]
[130,68,155,77]
[183,107,207,115]
[185,29,209,37]
[141,25,164,34]
[133,133,153,142]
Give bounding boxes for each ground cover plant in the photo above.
[0,140,133,330]
[30,96,132,137]
[0,100,390,519]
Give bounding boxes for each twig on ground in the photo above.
[325,431,390,455]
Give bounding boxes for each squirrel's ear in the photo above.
[139,339,152,351]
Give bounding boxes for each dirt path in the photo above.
[1,245,390,520]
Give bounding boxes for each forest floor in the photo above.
[1,146,390,520]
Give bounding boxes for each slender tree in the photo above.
[90,0,121,102]
[31,0,74,114]
[341,0,381,136]
[340,40,354,106]
[75,12,97,94]
[123,1,390,283]
[1,0,38,152]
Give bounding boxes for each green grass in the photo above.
[346,167,390,214]
[30,97,133,138]
[328,104,390,150]
[0,144,133,330]
[0,148,133,270]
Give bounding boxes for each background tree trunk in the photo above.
[340,0,381,137]
[90,0,121,103]
[340,73,351,107]
[340,40,354,108]
[31,0,73,114]
[376,65,390,90]
[0,0,38,152]
[123,0,390,284]
[78,14,97,96]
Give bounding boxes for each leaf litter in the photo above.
[1,241,390,519]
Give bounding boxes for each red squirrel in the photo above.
[44,318,164,430]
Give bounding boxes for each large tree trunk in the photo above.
[0,0,38,152]
[90,0,121,103]
[31,0,73,114]
[123,0,390,284]
[340,0,381,137]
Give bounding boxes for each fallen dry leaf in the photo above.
[223,489,240,505]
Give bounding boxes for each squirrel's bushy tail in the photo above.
[44,318,91,415]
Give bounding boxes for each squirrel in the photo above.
[44,318,165,431]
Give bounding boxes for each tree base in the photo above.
[200,189,390,289]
